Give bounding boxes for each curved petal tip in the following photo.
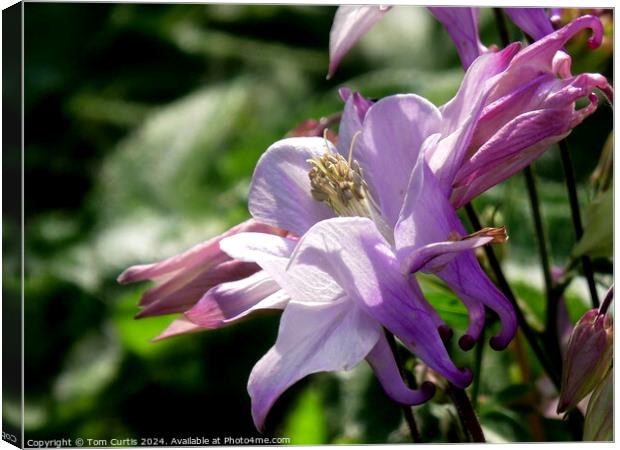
[458,334,476,351]
[438,325,454,343]
[565,15,604,49]
[489,335,510,351]
[420,381,437,399]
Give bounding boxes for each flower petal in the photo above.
[451,108,573,208]
[328,6,391,79]
[289,217,472,388]
[136,260,259,318]
[436,251,517,350]
[249,137,335,236]
[152,316,204,341]
[495,15,604,95]
[221,231,343,305]
[504,8,555,41]
[117,219,280,284]
[185,271,288,328]
[357,95,442,227]
[395,158,473,269]
[366,332,436,405]
[427,7,488,69]
[427,44,521,192]
[336,88,373,158]
[394,159,496,348]
[248,299,381,430]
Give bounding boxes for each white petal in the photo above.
[248,300,381,430]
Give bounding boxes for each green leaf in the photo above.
[281,385,327,444]
[111,290,183,358]
[572,188,613,259]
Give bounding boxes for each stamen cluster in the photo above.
[308,152,371,217]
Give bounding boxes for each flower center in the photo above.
[307,138,393,243]
[308,152,370,217]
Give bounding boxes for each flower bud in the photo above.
[557,309,612,413]
[583,368,613,441]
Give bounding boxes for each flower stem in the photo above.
[446,384,485,442]
[464,202,561,389]
[471,326,485,410]
[558,139,600,307]
[523,166,563,367]
[598,284,614,315]
[523,166,554,299]
[493,8,511,44]
[384,330,422,443]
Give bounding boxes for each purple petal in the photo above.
[289,217,472,388]
[496,15,604,92]
[436,251,517,350]
[427,44,521,192]
[394,160,496,348]
[221,231,343,305]
[458,300,486,351]
[336,88,373,158]
[248,300,381,430]
[117,218,282,285]
[504,8,555,41]
[328,6,391,79]
[152,317,204,341]
[249,137,335,236]
[357,95,442,227]
[428,7,488,70]
[395,157,490,271]
[185,271,288,328]
[366,333,436,405]
[474,72,611,151]
[451,109,573,208]
[136,260,259,318]
[550,8,563,27]
[438,43,520,133]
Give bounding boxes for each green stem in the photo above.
[384,330,422,443]
[471,326,485,410]
[446,384,485,442]
[493,8,511,44]
[464,203,561,389]
[523,166,562,367]
[598,285,614,315]
[558,139,600,308]
[523,166,554,299]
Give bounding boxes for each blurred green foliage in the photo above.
[10,4,612,444]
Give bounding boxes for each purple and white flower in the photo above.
[194,82,518,427]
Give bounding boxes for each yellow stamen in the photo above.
[347,130,362,167]
[448,226,508,244]
[307,147,392,243]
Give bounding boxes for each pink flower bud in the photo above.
[557,309,612,413]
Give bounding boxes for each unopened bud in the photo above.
[557,309,612,413]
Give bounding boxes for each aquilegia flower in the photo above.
[328,6,557,76]
[182,86,517,427]
[235,92,516,347]
[445,15,613,207]
[334,16,612,209]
